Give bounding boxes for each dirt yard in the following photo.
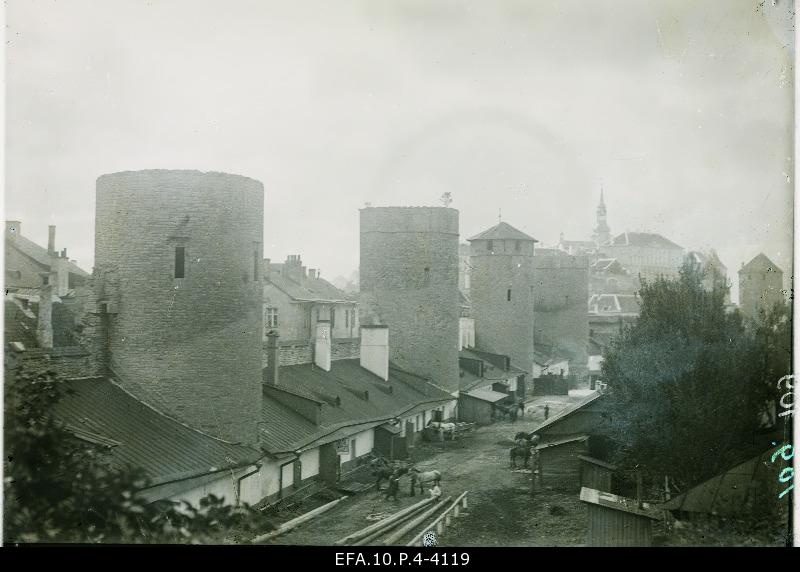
[262,393,588,547]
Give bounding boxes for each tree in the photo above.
[599,260,781,490]
[3,362,274,543]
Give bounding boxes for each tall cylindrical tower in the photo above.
[94,170,264,445]
[468,222,537,375]
[359,207,460,395]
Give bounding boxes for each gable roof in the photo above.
[739,253,782,275]
[467,222,537,243]
[6,235,90,278]
[267,272,356,303]
[609,232,683,250]
[52,378,262,487]
[260,359,455,453]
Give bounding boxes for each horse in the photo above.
[509,444,532,470]
[427,420,456,440]
[409,468,442,496]
[373,465,409,490]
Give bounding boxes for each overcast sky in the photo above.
[4,0,795,298]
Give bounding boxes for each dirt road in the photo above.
[265,393,588,547]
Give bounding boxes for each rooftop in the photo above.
[608,232,683,250]
[6,233,90,281]
[467,221,538,243]
[267,269,356,303]
[52,378,262,487]
[739,253,782,275]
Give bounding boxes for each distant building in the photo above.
[687,249,730,304]
[588,293,641,355]
[589,258,640,296]
[591,188,612,247]
[738,253,785,319]
[468,221,537,377]
[5,221,89,295]
[458,242,472,294]
[602,232,685,283]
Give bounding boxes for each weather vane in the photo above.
[440,192,452,207]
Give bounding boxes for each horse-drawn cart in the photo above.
[422,421,476,442]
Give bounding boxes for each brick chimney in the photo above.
[265,330,280,385]
[314,320,331,371]
[307,268,316,282]
[48,225,56,257]
[36,275,55,349]
[5,221,21,239]
[53,253,70,297]
[285,254,303,283]
[360,325,389,380]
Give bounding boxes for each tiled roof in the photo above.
[260,359,455,453]
[6,235,90,277]
[467,222,537,243]
[52,378,262,486]
[739,253,782,275]
[267,272,356,303]
[609,232,683,250]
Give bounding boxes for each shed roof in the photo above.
[534,391,604,434]
[52,378,262,487]
[464,387,509,403]
[580,487,661,520]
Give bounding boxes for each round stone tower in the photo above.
[94,170,264,445]
[359,207,460,395]
[467,221,537,375]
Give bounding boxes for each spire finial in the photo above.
[600,185,605,206]
[498,208,502,223]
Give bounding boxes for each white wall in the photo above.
[340,428,374,463]
[171,467,250,508]
[300,448,320,480]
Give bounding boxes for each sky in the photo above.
[4,0,795,299]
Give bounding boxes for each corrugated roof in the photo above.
[609,232,683,250]
[6,235,90,277]
[467,222,537,243]
[53,378,261,486]
[260,359,455,453]
[739,253,782,275]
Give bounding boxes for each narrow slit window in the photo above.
[174,247,185,279]
[253,250,259,281]
[507,288,512,301]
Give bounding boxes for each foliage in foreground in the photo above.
[3,364,274,543]
[599,260,790,491]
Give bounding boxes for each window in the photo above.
[350,439,357,459]
[331,308,336,331]
[423,267,430,285]
[345,309,349,328]
[507,288,512,301]
[265,307,279,328]
[174,247,185,279]
[515,240,521,252]
[487,240,494,252]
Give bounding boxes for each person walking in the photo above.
[544,403,550,420]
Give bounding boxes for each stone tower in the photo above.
[92,170,264,445]
[467,221,537,375]
[592,187,611,247]
[359,207,460,395]
[738,253,784,319]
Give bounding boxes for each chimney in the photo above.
[5,221,21,239]
[264,258,271,278]
[53,255,70,297]
[285,254,303,283]
[360,325,389,380]
[36,276,55,349]
[314,320,332,371]
[265,331,280,384]
[48,225,56,257]
[308,268,316,281]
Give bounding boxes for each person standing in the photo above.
[544,403,550,420]
[385,472,400,501]
[429,483,442,500]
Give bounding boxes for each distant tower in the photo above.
[92,170,264,445]
[592,187,611,246]
[738,253,784,319]
[467,221,537,375]
[359,207,460,394]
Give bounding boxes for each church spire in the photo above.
[592,186,611,247]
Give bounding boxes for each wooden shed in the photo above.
[580,487,661,547]
[537,434,589,491]
[458,386,508,425]
[578,455,616,493]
